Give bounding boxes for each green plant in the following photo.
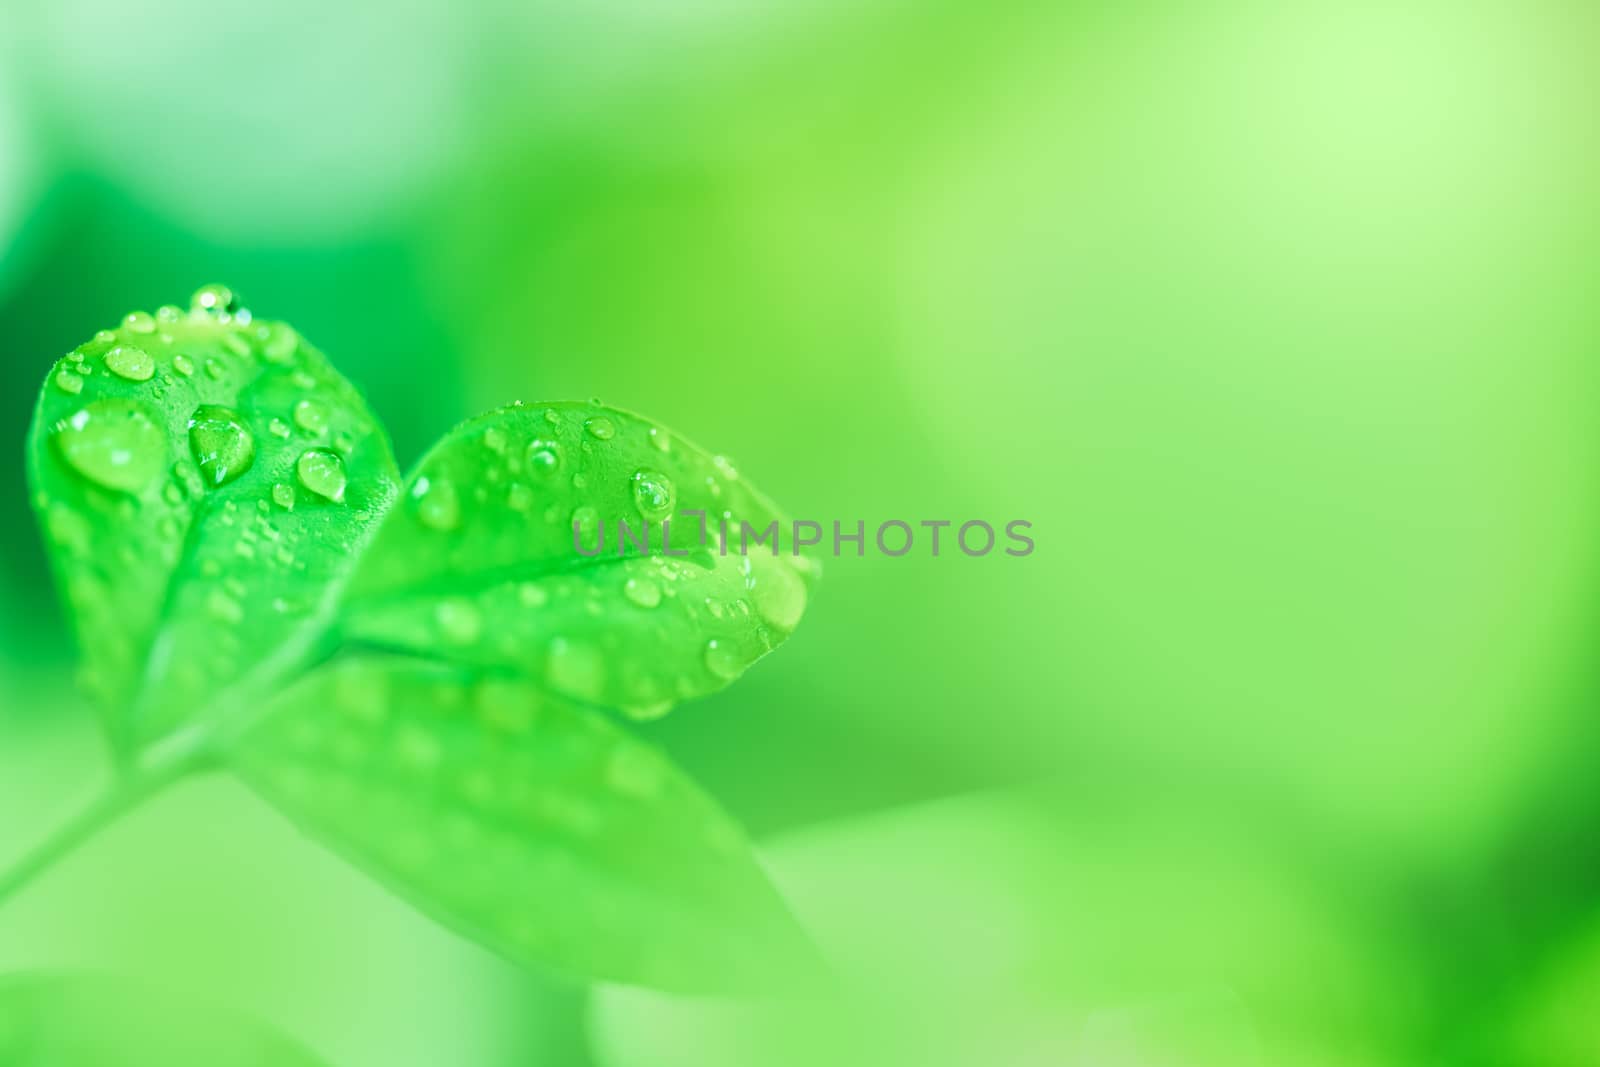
[0,974,331,1066]
[2,287,820,1019]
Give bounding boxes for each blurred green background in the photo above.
[1,1,1598,1063]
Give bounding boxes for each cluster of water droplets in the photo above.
[38,287,374,709]
[47,287,360,515]
[334,403,809,722]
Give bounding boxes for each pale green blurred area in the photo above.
[2,1,1598,1064]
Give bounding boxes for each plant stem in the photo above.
[0,767,179,909]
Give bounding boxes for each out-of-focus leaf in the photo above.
[25,288,400,751]
[232,656,817,994]
[593,785,1419,1067]
[339,402,817,719]
[0,973,331,1067]
[1499,911,1600,1065]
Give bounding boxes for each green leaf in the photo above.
[0,972,331,1067]
[26,289,400,752]
[232,656,818,993]
[338,402,818,719]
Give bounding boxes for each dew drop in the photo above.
[630,468,676,520]
[623,576,661,609]
[54,399,166,493]
[172,354,195,377]
[188,405,256,488]
[413,476,461,531]
[547,637,605,703]
[272,483,295,511]
[123,311,156,335]
[105,345,155,382]
[483,427,507,454]
[208,588,245,625]
[525,439,562,477]
[293,399,328,435]
[434,598,483,644]
[204,359,224,380]
[46,505,92,557]
[262,323,299,363]
[584,415,616,441]
[191,283,236,314]
[297,449,347,503]
[571,505,600,541]
[713,455,740,481]
[704,638,743,681]
[156,305,181,324]
[647,426,670,452]
[55,370,84,395]
[750,554,808,631]
[268,417,291,439]
[622,701,674,722]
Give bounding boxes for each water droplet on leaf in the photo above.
[105,345,155,382]
[192,283,237,314]
[208,588,245,624]
[750,555,808,631]
[435,598,483,644]
[623,576,662,609]
[525,439,561,477]
[547,637,605,702]
[413,476,461,531]
[631,468,676,520]
[704,638,743,680]
[123,311,156,334]
[54,399,166,493]
[571,505,600,541]
[584,416,616,441]
[293,399,328,435]
[261,323,298,363]
[297,449,347,503]
[188,405,257,488]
